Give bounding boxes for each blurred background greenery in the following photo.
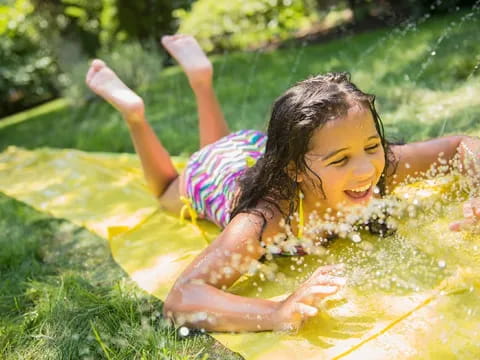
[0,0,479,156]
[1,0,478,118]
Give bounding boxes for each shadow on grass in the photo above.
[0,193,242,360]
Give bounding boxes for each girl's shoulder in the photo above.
[252,199,288,245]
[224,199,289,247]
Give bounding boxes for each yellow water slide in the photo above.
[1,146,479,359]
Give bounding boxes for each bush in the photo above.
[0,0,172,118]
[0,1,62,118]
[174,0,317,52]
[61,41,165,106]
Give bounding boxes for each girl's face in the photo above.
[299,105,385,212]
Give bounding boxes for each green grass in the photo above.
[1,8,480,359]
[0,99,69,131]
[0,193,241,359]
[1,10,479,155]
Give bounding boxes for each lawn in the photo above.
[1,8,479,359]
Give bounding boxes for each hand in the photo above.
[273,264,346,331]
[449,198,480,232]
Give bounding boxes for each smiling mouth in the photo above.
[344,183,373,200]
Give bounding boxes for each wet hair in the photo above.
[230,72,397,232]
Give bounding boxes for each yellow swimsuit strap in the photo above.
[179,196,209,243]
[298,189,304,239]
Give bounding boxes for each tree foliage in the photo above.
[0,0,61,117]
[175,0,317,52]
[2,0,479,117]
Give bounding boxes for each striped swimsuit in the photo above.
[184,129,267,228]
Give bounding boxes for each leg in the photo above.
[161,35,230,148]
[86,60,179,202]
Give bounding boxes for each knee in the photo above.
[157,176,184,214]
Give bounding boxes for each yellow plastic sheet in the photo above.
[1,146,480,359]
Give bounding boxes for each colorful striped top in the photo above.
[183,129,267,228]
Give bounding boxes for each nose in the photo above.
[352,157,376,181]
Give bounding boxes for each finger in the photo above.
[463,202,474,218]
[321,276,347,287]
[310,273,347,286]
[473,204,480,218]
[311,264,345,278]
[449,221,462,232]
[294,302,318,317]
[449,218,476,232]
[303,285,340,298]
[311,272,347,285]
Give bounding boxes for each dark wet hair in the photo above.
[230,72,396,230]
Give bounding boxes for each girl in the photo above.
[86,35,480,332]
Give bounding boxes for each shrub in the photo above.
[0,0,62,118]
[174,0,317,52]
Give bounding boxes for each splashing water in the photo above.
[414,1,480,81]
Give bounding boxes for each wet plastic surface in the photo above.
[1,147,479,359]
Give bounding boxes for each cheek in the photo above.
[303,163,330,193]
[313,167,347,194]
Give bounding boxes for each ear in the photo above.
[286,161,305,183]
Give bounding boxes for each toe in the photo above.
[86,63,98,84]
[172,34,186,41]
[91,59,106,70]
[161,35,173,45]
[86,59,106,84]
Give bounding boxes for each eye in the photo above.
[365,143,380,152]
[329,157,348,166]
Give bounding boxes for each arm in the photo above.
[163,211,344,332]
[387,135,480,231]
[387,135,480,190]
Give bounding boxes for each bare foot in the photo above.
[161,34,213,88]
[85,59,144,122]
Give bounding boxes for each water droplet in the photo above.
[179,326,190,337]
[438,259,446,269]
[431,51,436,56]
[351,234,361,243]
